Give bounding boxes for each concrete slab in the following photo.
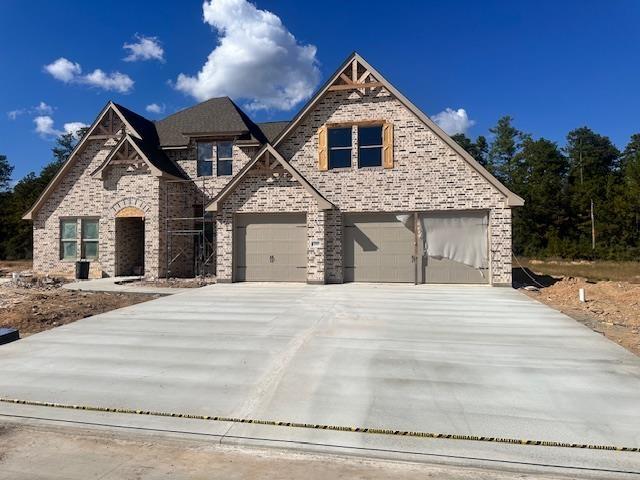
[0,284,639,477]
[62,276,190,295]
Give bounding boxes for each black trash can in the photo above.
[75,260,90,280]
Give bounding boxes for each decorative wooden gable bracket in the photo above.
[327,58,383,93]
[91,135,163,180]
[252,150,287,175]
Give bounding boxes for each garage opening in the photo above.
[234,213,307,282]
[115,208,145,276]
[343,211,488,284]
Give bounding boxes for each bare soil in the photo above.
[514,259,640,356]
[0,282,156,337]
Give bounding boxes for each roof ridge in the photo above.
[155,96,232,123]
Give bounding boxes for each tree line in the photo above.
[1,120,639,260]
[452,117,640,260]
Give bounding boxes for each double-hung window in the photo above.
[81,219,99,260]
[197,142,214,177]
[217,141,233,176]
[60,219,77,260]
[358,125,383,168]
[328,127,352,169]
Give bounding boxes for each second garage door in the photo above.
[344,213,415,282]
[234,213,307,282]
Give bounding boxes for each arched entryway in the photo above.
[115,207,145,276]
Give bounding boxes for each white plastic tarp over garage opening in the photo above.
[419,211,488,269]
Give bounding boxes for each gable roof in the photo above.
[272,52,524,207]
[206,144,333,212]
[91,134,186,180]
[23,101,149,220]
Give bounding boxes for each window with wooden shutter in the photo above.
[318,125,328,171]
[382,122,394,169]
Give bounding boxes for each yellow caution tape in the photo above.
[0,397,637,452]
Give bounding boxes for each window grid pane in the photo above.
[217,159,233,176]
[358,126,383,146]
[197,142,214,177]
[83,241,99,259]
[61,220,76,240]
[358,146,382,168]
[217,142,233,160]
[328,127,352,148]
[82,219,99,240]
[62,241,77,260]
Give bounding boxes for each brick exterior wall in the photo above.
[32,88,514,285]
[277,89,513,285]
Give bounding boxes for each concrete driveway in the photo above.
[1,284,639,477]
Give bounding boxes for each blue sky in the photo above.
[1,0,639,180]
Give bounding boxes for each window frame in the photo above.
[357,124,384,168]
[60,218,78,261]
[81,218,100,260]
[196,142,214,177]
[216,141,234,177]
[327,126,353,169]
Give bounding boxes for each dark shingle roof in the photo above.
[154,97,252,147]
[256,121,290,143]
[129,136,186,179]
[112,98,289,178]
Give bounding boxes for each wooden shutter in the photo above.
[383,122,394,169]
[318,125,328,171]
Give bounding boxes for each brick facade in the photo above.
[31,78,515,285]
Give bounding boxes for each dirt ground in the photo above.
[0,261,156,337]
[514,259,640,356]
[132,277,215,288]
[0,422,580,480]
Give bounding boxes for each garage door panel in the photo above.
[344,214,415,283]
[235,213,306,282]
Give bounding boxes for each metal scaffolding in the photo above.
[164,177,216,279]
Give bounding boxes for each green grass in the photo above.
[514,257,640,283]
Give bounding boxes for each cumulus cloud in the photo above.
[145,103,165,114]
[44,57,134,93]
[63,121,89,138]
[34,116,87,139]
[44,58,82,82]
[34,115,61,137]
[175,0,320,111]
[431,108,476,135]
[123,34,165,62]
[35,101,54,115]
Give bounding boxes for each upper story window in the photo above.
[197,142,214,177]
[217,141,233,176]
[328,127,352,169]
[358,125,383,168]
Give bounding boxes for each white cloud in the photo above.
[63,122,89,138]
[7,109,26,120]
[34,116,87,139]
[175,0,320,111]
[123,34,165,62]
[8,101,55,120]
[145,103,165,114]
[82,69,134,93]
[35,101,54,115]
[44,57,134,93]
[34,115,62,137]
[431,108,476,135]
[44,58,82,82]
